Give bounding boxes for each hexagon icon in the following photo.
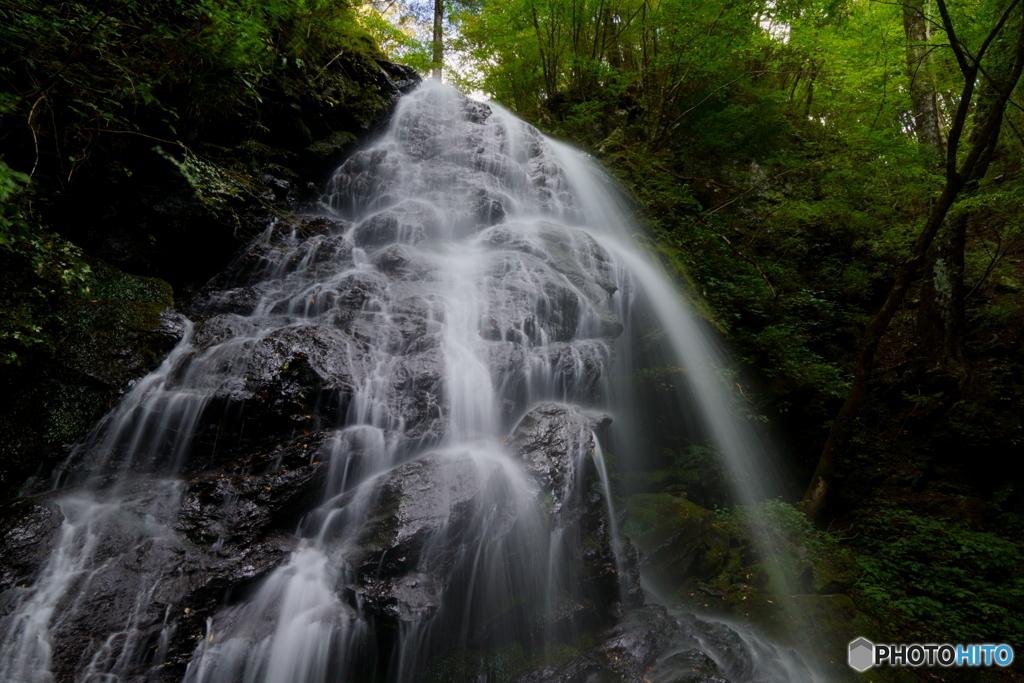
[848,637,875,672]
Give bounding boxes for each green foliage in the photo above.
[422,0,1024,665]
[0,0,385,180]
[716,498,838,563]
[0,161,91,365]
[356,1,435,75]
[853,501,1024,649]
[622,492,712,546]
[0,0,403,365]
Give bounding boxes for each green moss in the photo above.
[423,642,531,683]
[0,260,178,493]
[84,261,173,305]
[622,492,712,551]
[61,300,174,384]
[307,131,359,160]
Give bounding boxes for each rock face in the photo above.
[0,261,185,495]
[0,499,64,593]
[0,85,637,683]
[506,402,611,507]
[0,432,339,683]
[0,84,805,683]
[511,604,815,683]
[345,452,501,624]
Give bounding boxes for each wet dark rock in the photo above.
[344,452,516,622]
[352,205,437,247]
[9,431,349,680]
[595,605,681,678]
[192,318,446,442]
[482,251,582,344]
[376,60,421,96]
[479,224,622,341]
[463,99,493,126]
[187,284,268,317]
[176,462,328,545]
[485,339,611,426]
[512,658,602,683]
[385,347,447,442]
[681,616,755,681]
[204,323,358,426]
[536,224,616,298]
[530,341,610,403]
[506,403,643,611]
[479,226,547,259]
[487,341,528,420]
[371,243,440,280]
[329,150,395,209]
[510,666,562,683]
[184,221,356,319]
[7,473,299,683]
[474,193,507,227]
[512,606,687,683]
[645,650,730,683]
[0,499,64,593]
[296,215,351,237]
[506,403,610,505]
[354,571,443,622]
[350,453,489,562]
[511,606,757,683]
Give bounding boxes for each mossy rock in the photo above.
[307,131,360,161]
[622,493,718,593]
[623,493,712,550]
[83,260,173,305]
[812,546,859,594]
[0,262,180,493]
[60,300,179,386]
[425,643,531,683]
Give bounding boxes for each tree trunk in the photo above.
[904,0,967,383]
[918,209,969,383]
[432,0,443,81]
[799,0,1024,520]
[918,77,1007,383]
[903,0,944,152]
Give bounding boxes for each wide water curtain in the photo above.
[179,79,637,683]
[0,82,815,683]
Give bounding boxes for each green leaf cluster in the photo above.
[853,501,1024,649]
[0,160,91,365]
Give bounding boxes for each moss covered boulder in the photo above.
[622,493,728,596]
[0,261,183,494]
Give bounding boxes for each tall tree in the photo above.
[799,0,1024,519]
[902,0,971,384]
[432,0,443,79]
[903,0,945,151]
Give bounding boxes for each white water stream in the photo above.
[0,81,818,683]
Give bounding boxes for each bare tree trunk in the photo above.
[918,213,969,382]
[799,0,1024,520]
[919,77,1007,383]
[904,0,968,383]
[432,0,443,81]
[903,0,944,152]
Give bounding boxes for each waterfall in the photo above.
[0,81,820,683]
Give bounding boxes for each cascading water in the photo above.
[0,81,821,683]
